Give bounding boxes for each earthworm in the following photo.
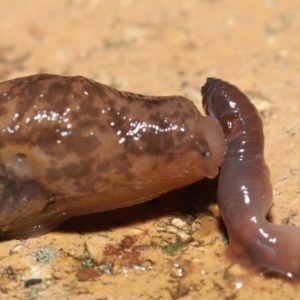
[202,78,300,278]
[0,74,225,239]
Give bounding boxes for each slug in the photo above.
[202,78,300,279]
[0,74,225,239]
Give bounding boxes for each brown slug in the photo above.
[0,74,225,239]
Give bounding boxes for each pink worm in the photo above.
[202,78,300,279]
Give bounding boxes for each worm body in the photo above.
[0,74,225,239]
[202,78,300,278]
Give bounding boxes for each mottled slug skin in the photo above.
[0,74,225,239]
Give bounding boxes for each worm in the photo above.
[202,78,300,279]
[0,74,225,239]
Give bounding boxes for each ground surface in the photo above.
[0,0,300,299]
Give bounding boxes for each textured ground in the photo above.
[0,0,300,299]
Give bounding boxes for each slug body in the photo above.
[0,74,225,239]
[202,78,300,278]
